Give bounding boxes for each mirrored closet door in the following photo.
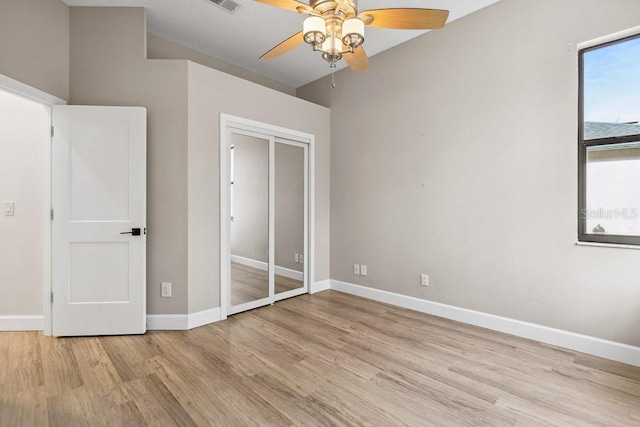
[274,140,307,300]
[227,127,309,316]
[229,131,271,311]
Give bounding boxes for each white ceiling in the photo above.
[63,0,500,88]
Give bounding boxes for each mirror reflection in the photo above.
[230,133,269,306]
[274,142,305,295]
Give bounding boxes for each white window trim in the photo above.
[578,25,640,50]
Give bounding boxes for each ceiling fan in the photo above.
[255,0,450,73]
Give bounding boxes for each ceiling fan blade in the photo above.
[344,45,369,72]
[260,32,304,60]
[359,8,449,30]
[253,0,312,13]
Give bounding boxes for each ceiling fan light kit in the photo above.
[256,0,449,75]
[303,16,326,45]
[342,18,365,48]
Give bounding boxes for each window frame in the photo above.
[578,32,640,246]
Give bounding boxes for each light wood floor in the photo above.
[2,291,640,426]
[231,262,302,306]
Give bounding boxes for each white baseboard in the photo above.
[330,280,640,367]
[188,307,221,329]
[231,254,304,281]
[0,316,43,331]
[147,307,221,331]
[311,279,331,294]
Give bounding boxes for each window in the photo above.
[578,32,640,246]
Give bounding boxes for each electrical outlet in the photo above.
[360,265,367,276]
[161,282,172,297]
[421,274,429,287]
[353,264,360,275]
[295,253,299,263]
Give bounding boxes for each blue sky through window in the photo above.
[584,36,640,124]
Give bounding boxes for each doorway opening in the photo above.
[220,114,315,319]
[0,75,66,335]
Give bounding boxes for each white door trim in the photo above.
[0,74,66,336]
[220,114,315,320]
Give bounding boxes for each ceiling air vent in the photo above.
[208,0,241,14]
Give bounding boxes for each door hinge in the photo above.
[51,126,54,138]
[51,292,54,303]
[50,208,54,220]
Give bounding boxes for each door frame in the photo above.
[220,114,315,320]
[0,74,66,336]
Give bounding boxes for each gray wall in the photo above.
[187,61,330,313]
[70,7,190,315]
[147,34,295,96]
[0,0,69,100]
[231,134,269,263]
[298,0,640,346]
[1,5,329,317]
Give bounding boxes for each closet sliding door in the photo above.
[274,139,307,301]
[229,130,274,314]
[226,126,309,316]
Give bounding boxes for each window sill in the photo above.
[576,241,640,250]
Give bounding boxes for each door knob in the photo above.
[120,228,141,236]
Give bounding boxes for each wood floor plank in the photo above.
[39,334,83,397]
[314,368,466,427]
[451,360,632,426]
[251,304,350,351]
[2,290,640,425]
[46,388,94,427]
[383,308,577,364]
[0,386,49,427]
[575,353,640,382]
[240,372,336,427]
[89,400,146,427]
[70,338,129,415]
[376,367,516,426]
[631,403,640,421]
[146,356,241,426]
[0,331,10,389]
[99,335,158,383]
[122,374,197,426]
[1,332,44,395]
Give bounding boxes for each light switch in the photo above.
[4,202,14,216]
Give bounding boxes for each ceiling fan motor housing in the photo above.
[311,0,358,18]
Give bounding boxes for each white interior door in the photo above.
[51,106,146,336]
